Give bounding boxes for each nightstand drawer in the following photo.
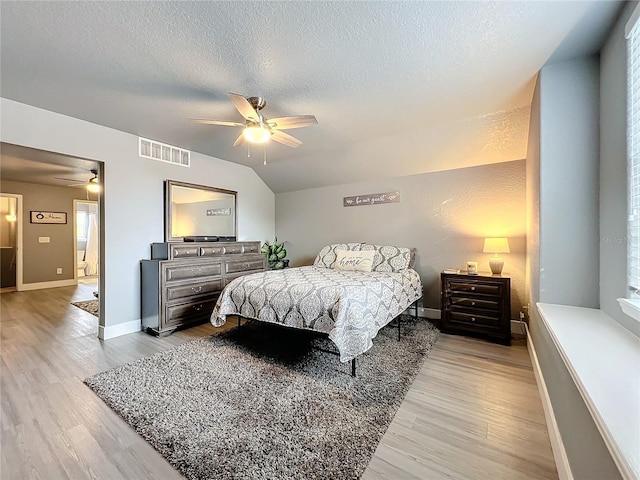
[449,296,500,311]
[448,310,501,328]
[446,280,501,296]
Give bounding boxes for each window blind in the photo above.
[629,13,640,292]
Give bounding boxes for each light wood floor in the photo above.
[1,283,558,480]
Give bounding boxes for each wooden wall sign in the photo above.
[30,211,67,224]
[343,191,400,207]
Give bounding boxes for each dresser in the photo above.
[141,241,267,336]
[440,272,511,345]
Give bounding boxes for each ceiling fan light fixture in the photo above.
[87,176,100,193]
[243,125,271,144]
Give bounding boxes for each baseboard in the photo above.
[20,279,77,291]
[526,323,574,480]
[418,307,441,319]
[511,319,527,335]
[98,319,142,340]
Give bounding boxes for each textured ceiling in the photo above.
[0,1,623,193]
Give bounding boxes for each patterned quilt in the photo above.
[210,265,422,362]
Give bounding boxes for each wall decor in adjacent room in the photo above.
[343,191,400,207]
[30,211,67,224]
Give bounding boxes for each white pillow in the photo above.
[333,250,375,272]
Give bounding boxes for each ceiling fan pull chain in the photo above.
[247,144,250,158]
[263,146,267,166]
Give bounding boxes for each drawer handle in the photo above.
[192,304,204,312]
[243,263,250,268]
[191,268,202,274]
[471,286,476,291]
[192,286,203,293]
[471,317,476,322]
[471,301,476,306]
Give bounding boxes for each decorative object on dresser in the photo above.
[440,271,511,345]
[141,241,266,336]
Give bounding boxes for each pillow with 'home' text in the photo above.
[332,250,375,272]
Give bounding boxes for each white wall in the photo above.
[0,98,275,338]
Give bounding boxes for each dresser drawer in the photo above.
[165,299,217,327]
[223,244,244,255]
[200,246,225,257]
[449,296,500,311]
[225,259,265,274]
[164,262,222,282]
[168,245,200,258]
[165,279,223,301]
[448,310,501,329]
[446,280,501,296]
[242,243,259,254]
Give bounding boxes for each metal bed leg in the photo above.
[351,358,356,377]
[397,315,401,341]
[414,300,419,321]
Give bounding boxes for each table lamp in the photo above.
[483,237,510,275]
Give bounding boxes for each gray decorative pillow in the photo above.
[314,243,413,272]
[360,244,412,272]
[313,243,361,268]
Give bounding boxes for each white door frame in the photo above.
[0,193,23,291]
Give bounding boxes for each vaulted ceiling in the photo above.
[0,1,623,193]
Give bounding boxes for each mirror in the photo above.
[165,180,237,242]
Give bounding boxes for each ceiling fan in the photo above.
[54,168,100,192]
[189,93,318,148]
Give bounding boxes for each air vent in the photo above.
[139,137,190,167]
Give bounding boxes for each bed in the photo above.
[210,243,422,366]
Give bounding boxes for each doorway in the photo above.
[74,200,99,282]
[0,193,23,291]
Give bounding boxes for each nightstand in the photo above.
[440,272,511,345]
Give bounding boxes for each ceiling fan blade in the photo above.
[267,115,318,130]
[54,176,85,183]
[189,118,245,127]
[271,130,302,148]
[232,132,245,147]
[229,93,259,122]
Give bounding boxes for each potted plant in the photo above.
[261,237,288,270]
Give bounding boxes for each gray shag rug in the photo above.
[71,299,99,317]
[85,316,439,480]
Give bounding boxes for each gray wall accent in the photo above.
[601,1,640,337]
[276,160,526,319]
[538,56,600,307]
[526,55,622,479]
[0,180,90,283]
[1,98,275,331]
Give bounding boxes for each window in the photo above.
[76,211,88,241]
[628,6,640,295]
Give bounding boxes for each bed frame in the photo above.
[234,298,421,377]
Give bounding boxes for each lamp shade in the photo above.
[483,237,510,254]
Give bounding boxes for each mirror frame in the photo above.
[164,180,237,242]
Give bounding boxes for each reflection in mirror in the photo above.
[165,180,237,242]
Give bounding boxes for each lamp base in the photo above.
[489,256,504,275]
